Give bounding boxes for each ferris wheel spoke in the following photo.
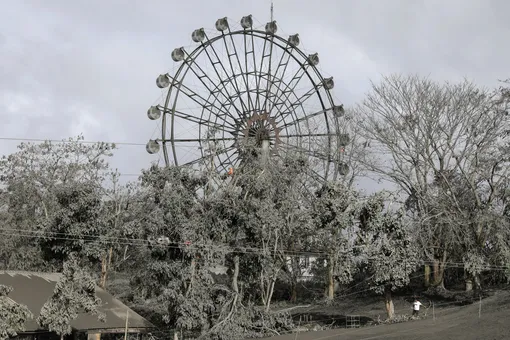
[180,145,236,168]
[254,37,270,112]
[280,107,333,129]
[243,33,258,113]
[261,34,276,113]
[218,32,249,113]
[275,86,324,125]
[215,148,239,172]
[211,145,238,169]
[269,63,309,114]
[279,132,335,138]
[170,109,236,132]
[169,137,236,143]
[229,29,255,113]
[264,48,292,112]
[184,57,241,121]
[270,79,302,121]
[248,33,260,112]
[175,81,237,128]
[277,141,331,163]
[179,155,208,167]
[202,34,247,114]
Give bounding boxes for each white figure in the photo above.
[412,299,422,316]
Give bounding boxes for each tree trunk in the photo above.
[289,256,300,303]
[260,268,279,311]
[465,279,473,291]
[432,260,440,284]
[185,258,196,297]
[326,256,335,300]
[424,265,430,287]
[432,251,447,289]
[290,282,297,303]
[384,286,395,319]
[260,273,267,306]
[99,247,113,289]
[466,274,481,292]
[264,275,277,312]
[474,273,481,290]
[232,255,239,294]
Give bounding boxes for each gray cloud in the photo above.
[1,0,508,183]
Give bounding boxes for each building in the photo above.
[285,254,321,282]
[0,271,154,340]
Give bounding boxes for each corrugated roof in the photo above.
[0,271,154,332]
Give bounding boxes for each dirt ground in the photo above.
[260,290,510,340]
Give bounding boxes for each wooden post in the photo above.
[293,317,302,340]
[124,309,129,340]
[478,296,481,318]
[432,302,435,322]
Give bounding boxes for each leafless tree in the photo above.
[354,74,510,289]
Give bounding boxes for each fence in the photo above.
[345,315,361,328]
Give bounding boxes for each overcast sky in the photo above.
[1,0,509,187]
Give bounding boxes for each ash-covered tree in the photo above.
[355,75,510,289]
[38,256,105,340]
[129,165,215,338]
[132,160,296,340]
[193,155,300,339]
[40,182,105,267]
[97,172,135,289]
[0,285,32,340]
[358,193,418,319]
[0,135,115,271]
[270,157,312,303]
[309,182,360,301]
[39,170,132,286]
[232,154,310,311]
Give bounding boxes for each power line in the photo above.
[0,136,146,146]
[0,227,508,271]
[0,136,209,177]
[0,137,151,177]
[0,136,207,149]
[0,227,339,257]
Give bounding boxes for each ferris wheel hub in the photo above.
[242,112,280,151]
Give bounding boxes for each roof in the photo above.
[0,271,155,333]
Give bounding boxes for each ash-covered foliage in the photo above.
[358,193,418,294]
[0,285,32,340]
[37,256,105,337]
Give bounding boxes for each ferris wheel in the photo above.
[146,15,350,183]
